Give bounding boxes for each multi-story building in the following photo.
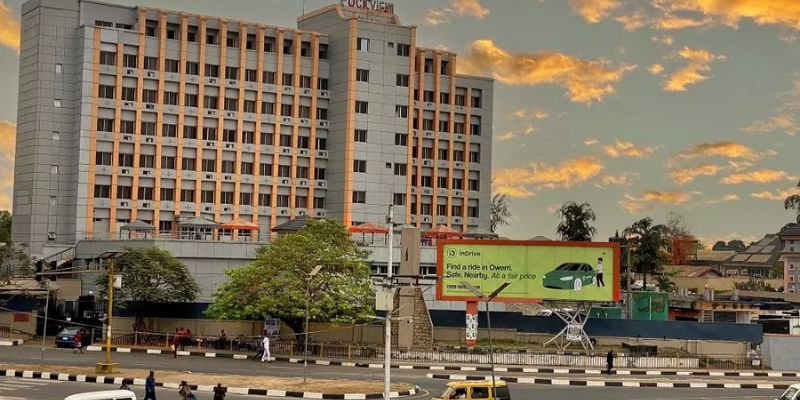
[12,0,494,259]
[779,223,800,299]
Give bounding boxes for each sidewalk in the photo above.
[81,344,790,378]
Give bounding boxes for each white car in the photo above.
[777,384,800,400]
[630,280,655,290]
[64,390,136,400]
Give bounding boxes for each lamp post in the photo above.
[461,281,511,394]
[96,251,125,374]
[384,205,394,400]
[39,280,51,367]
[303,265,323,384]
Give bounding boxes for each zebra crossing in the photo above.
[0,376,61,397]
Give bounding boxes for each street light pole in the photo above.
[461,281,511,395]
[40,281,50,366]
[384,205,394,400]
[105,257,114,367]
[303,265,323,384]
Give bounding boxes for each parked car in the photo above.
[432,380,510,400]
[542,263,596,291]
[630,280,656,290]
[776,384,800,400]
[55,327,83,348]
[64,390,136,400]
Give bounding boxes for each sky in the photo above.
[0,0,799,245]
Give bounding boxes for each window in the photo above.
[471,90,482,108]
[117,186,132,199]
[298,136,310,149]
[166,23,179,40]
[437,176,448,188]
[264,36,276,52]
[278,165,291,177]
[354,129,368,143]
[454,122,465,134]
[396,74,409,87]
[393,163,407,176]
[261,132,273,146]
[316,137,327,150]
[355,101,369,114]
[318,78,328,90]
[260,101,275,115]
[246,34,256,50]
[282,73,294,86]
[280,134,292,147]
[263,71,276,84]
[438,148,449,160]
[138,187,154,200]
[53,99,62,108]
[181,157,196,170]
[118,153,134,167]
[437,204,447,216]
[97,118,114,132]
[201,158,216,172]
[352,191,366,203]
[206,28,219,45]
[319,43,329,59]
[94,184,111,198]
[202,127,217,141]
[276,194,290,207]
[163,91,178,105]
[239,192,252,206]
[258,193,271,206]
[295,195,308,208]
[422,147,433,159]
[204,95,218,109]
[393,193,405,206]
[452,178,463,190]
[164,59,179,73]
[317,108,328,120]
[123,54,137,68]
[241,161,254,175]
[185,61,199,75]
[296,166,309,179]
[122,87,136,101]
[100,51,116,66]
[300,41,311,57]
[55,63,62,73]
[245,69,257,82]
[440,92,450,104]
[283,39,293,55]
[187,25,198,42]
[451,205,462,216]
[224,97,238,111]
[439,120,450,133]
[183,126,197,139]
[395,105,408,118]
[423,91,435,102]
[183,93,197,107]
[95,152,112,165]
[161,155,176,169]
[160,188,175,201]
[225,66,238,80]
[357,37,369,52]
[394,133,407,146]
[300,75,312,88]
[313,197,326,209]
[221,160,235,173]
[299,105,311,119]
[424,58,434,74]
[469,179,480,191]
[142,89,157,104]
[468,206,480,218]
[314,167,326,180]
[181,189,195,202]
[421,176,432,187]
[141,122,156,136]
[226,31,239,48]
[469,151,481,163]
[204,63,219,77]
[144,56,158,71]
[470,123,481,136]
[256,162,272,176]
[98,85,115,99]
[120,120,135,134]
[281,104,293,117]
[201,190,215,203]
[353,160,367,173]
[222,129,237,142]
[423,119,434,131]
[440,60,450,75]
[421,204,432,215]
[396,43,410,56]
[145,20,157,37]
[356,69,369,82]
[242,131,255,144]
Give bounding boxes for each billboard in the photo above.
[437,240,620,302]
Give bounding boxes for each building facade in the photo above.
[12,0,494,257]
[779,223,800,299]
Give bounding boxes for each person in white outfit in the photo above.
[261,335,271,363]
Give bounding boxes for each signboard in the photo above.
[437,240,620,302]
[264,318,281,339]
[631,292,668,321]
[340,0,395,14]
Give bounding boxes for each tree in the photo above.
[727,240,746,252]
[0,211,11,244]
[95,247,199,330]
[712,241,728,251]
[654,274,676,293]
[664,212,697,264]
[734,279,780,292]
[0,243,31,286]
[490,194,512,233]
[206,219,374,338]
[785,180,800,223]
[623,218,669,288]
[556,201,596,241]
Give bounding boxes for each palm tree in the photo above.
[785,180,800,223]
[556,201,596,241]
[623,218,669,288]
[490,194,512,233]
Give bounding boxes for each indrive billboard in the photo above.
[436,240,621,302]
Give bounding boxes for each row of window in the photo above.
[93,184,324,208]
[353,190,481,217]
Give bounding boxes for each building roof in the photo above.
[664,265,723,278]
[271,216,315,233]
[119,220,155,231]
[178,216,218,228]
[695,250,736,262]
[779,223,800,237]
[721,234,783,268]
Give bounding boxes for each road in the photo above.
[0,346,789,400]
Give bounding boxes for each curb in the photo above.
[84,346,795,378]
[0,368,419,399]
[426,373,792,390]
[0,339,24,346]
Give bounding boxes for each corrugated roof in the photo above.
[732,254,749,262]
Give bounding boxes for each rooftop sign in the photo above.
[340,0,395,14]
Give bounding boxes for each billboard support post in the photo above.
[542,302,595,351]
[461,281,510,395]
[465,301,478,349]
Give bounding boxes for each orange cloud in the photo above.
[703,194,740,206]
[584,139,599,146]
[652,35,675,45]
[511,108,549,120]
[425,0,488,25]
[751,187,800,201]
[619,190,694,214]
[459,40,635,104]
[615,11,649,31]
[600,172,641,186]
[601,140,658,159]
[648,64,665,75]
[668,164,725,185]
[569,0,620,23]
[425,9,450,25]
[720,169,795,185]
[497,131,516,142]
[742,78,800,136]
[0,1,20,53]
[0,120,15,210]
[664,47,725,92]
[658,0,800,31]
[492,156,605,198]
[671,141,759,163]
[653,15,714,30]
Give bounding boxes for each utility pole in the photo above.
[384,204,394,400]
[40,281,50,367]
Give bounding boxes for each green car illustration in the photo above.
[542,263,596,291]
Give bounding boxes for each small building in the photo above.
[719,235,783,277]
[779,223,800,299]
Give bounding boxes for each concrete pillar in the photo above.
[466,301,478,348]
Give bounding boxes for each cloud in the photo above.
[619,190,694,214]
[720,169,795,185]
[615,11,649,31]
[492,156,605,198]
[664,47,725,92]
[523,126,536,135]
[601,140,658,159]
[569,0,620,23]
[458,39,636,104]
[0,1,20,53]
[497,131,517,142]
[600,172,641,186]
[583,139,599,146]
[742,78,800,136]
[657,0,800,31]
[425,0,488,25]
[0,120,15,210]
[648,64,665,75]
[668,164,725,185]
[652,35,675,46]
[751,187,800,201]
[653,15,714,30]
[511,108,550,120]
[671,141,759,164]
[703,194,740,206]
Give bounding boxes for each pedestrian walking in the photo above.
[73,330,84,354]
[144,371,157,400]
[260,334,271,363]
[213,383,226,400]
[606,350,614,375]
[179,380,197,400]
